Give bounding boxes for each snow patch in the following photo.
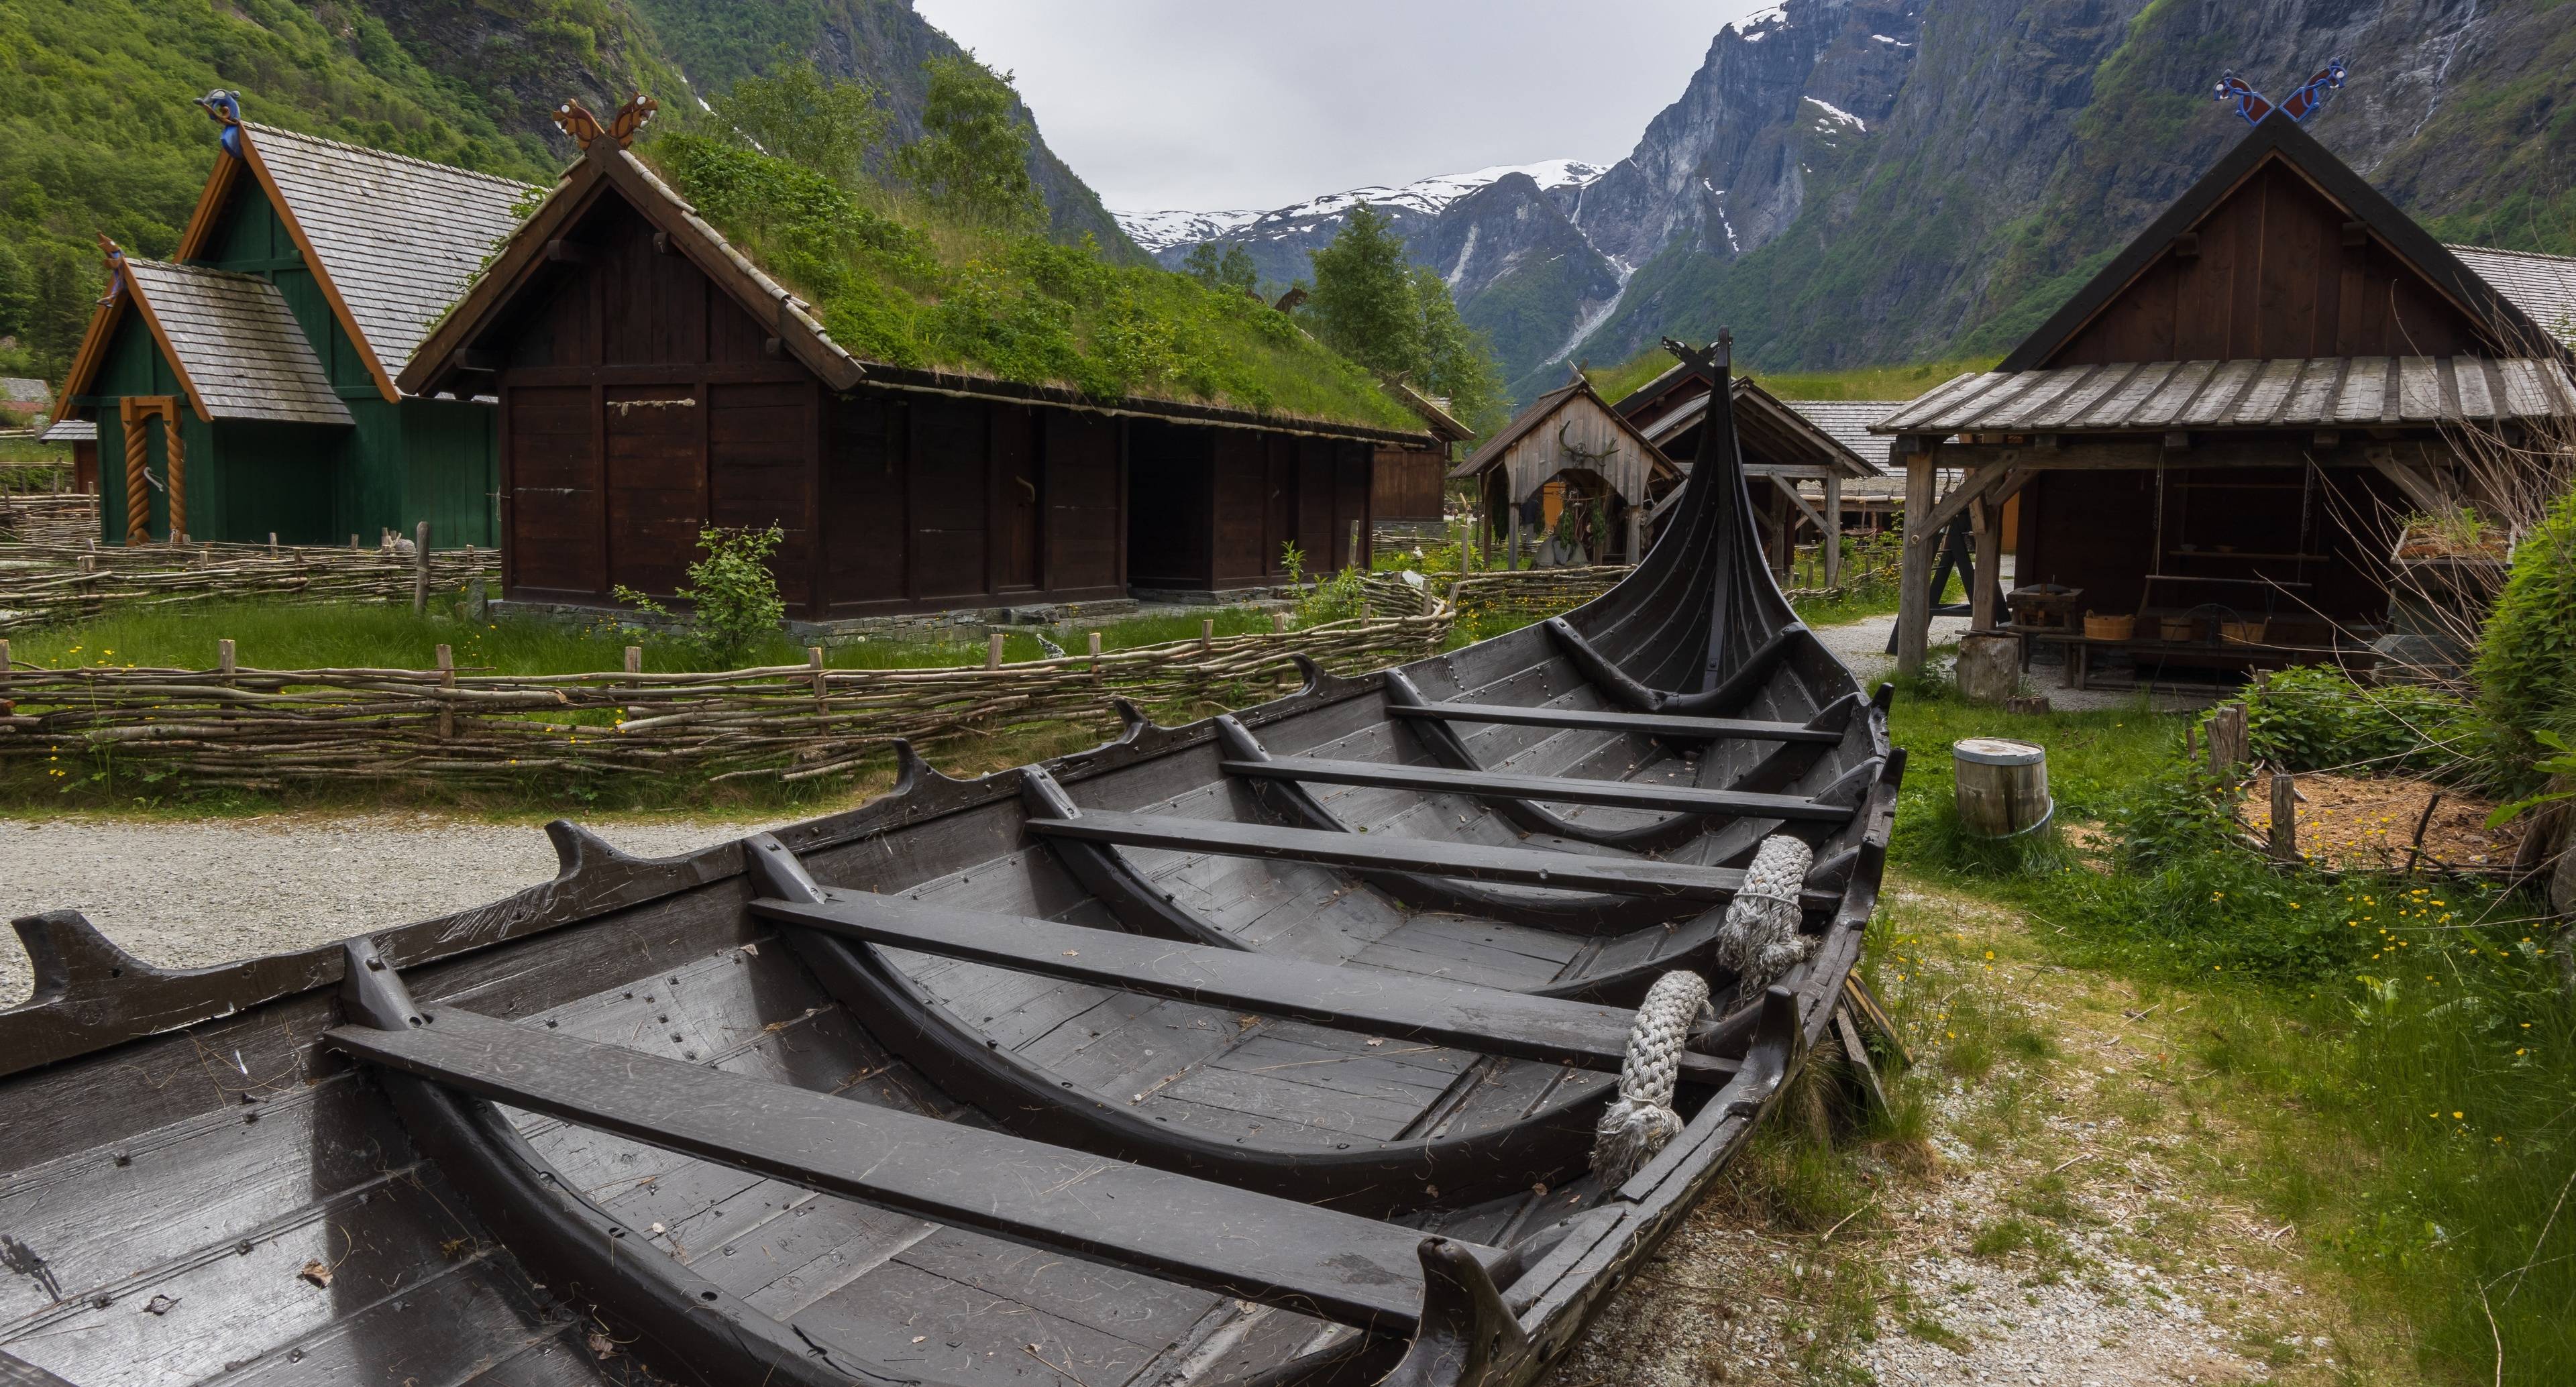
[1114,159,1612,255]
[1805,97,1868,131]
[1734,5,1786,40]
[1870,33,1913,46]
[1446,223,1481,288]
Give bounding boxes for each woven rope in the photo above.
[1591,968,1712,1183]
[122,412,148,547]
[1716,834,1817,1009]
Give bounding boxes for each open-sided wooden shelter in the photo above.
[50,98,533,548]
[1618,355,1880,585]
[1872,111,2576,677]
[402,101,1428,622]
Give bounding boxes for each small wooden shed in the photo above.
[50,103,531,548]
[1872,112,2576,677]
[400,105,1426,622]
[1450,374,1675,565]
[1371,382,1475,529]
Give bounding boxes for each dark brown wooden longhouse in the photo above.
[1872,113,2576,677]
[398,109,1429,622]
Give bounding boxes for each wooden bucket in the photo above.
[2219,619,2269,645]
[1953,737,2052,838]
[2157,615,2202,642]
[2082,612,2133,640]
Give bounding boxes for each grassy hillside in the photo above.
[0,0,1142,383]
[1587,348,1994,405]
[650,135,1419,430]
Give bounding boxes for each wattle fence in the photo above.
[0,539,496,634]
[0,607,1451,789]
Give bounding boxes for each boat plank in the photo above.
[1391,702,1833,742]
[1226,756,1849,820]
[330,1008,1483,1330]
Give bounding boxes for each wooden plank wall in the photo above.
[2050,159,2492,366]
[1371,445,1447,521]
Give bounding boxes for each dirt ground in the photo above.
[2240,771,2517,874]
[1542,874,2406,1387]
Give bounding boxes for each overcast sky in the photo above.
[912,1,1775,213]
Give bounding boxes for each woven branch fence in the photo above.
[0,607,1450,790]
[0,542,496,633]
[0,496,99,547]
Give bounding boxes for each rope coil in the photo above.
[1590,969,1713,1183]
[1717,834,1817,1009]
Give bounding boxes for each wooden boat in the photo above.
[0,339,1897,1387]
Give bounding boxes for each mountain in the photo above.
[0,0,1140,379]
[1133,0,2575,396]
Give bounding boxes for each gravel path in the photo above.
[0,812,784,1006]
[1816,611,2219,714]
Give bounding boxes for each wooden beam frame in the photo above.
[1895,442,1939,673]
[1222,755,1856,822]
[1383,701,1839,744]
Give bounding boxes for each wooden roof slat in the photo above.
[1976,366,2092,430]
[2131,361,2217,428]
[2226,357,2306,425]
[2070,361,2176,428]
[2024,363,2133,429]
[1877,371,1997,433]
[2396,356,2445,421]
[2282,357,2347,423]
[2453,357,2498,421]
[2332,357,2390,425]
[2495,359,2556,418]
[2178,358,2261,427]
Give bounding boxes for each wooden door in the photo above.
[506,385,603,596]
[994,405,1039,590]
[604,384,706,598]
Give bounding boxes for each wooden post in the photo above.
[1201,618,1215,653]
[1895,445,1939,673]
[2269,770,2300,862]
[268,532,278,557]
[351,533,360,549]
[217,638,235,680]
[1,639,10,673]
[1823,475,1843,589]
[413,520,431,615]
[985,632,1004,670]
[1625,504,1644,566]
[436,643,455,740]
[1272,611,1289,633]
[808,646,828,714]
[1508,504,1523,570]
[1087,630,1103,674]
[1970,494,2002,632]
[2206,704,2249,786]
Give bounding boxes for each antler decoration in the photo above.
[2214,59,2347,127]
[1660,333,1733,375]
[555,95,658,152]
[193,89,245,158]
[95,234,127,308]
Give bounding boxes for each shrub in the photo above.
[615,524,787,666]
[2237,663,2476,775]
[2474,482,2576,746]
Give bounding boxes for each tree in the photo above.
[1307,205,1506,432]
[718,60,888,190]
[1183,241,1258,295]
[895,55,1044,233]
[1303,204,1415,374]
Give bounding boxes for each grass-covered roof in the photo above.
[639,133,1424,435]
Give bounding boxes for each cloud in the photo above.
[912,0,1776,211]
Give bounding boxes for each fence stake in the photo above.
[217,638,235,679]
[1,638,9,673]
[808,646,829,714]
[1201,618,1214,653]
[413,520,431,615]
[2269,770,2300,863]
[268,533,278,557]
[350,534,360,550]
[1087,630,1103,673]
[986,632,1004,670]
[436,644,455,739]
[1347,518,1362,570]
[1273,611,1289,633]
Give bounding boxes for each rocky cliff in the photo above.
[1127,0,2573,394]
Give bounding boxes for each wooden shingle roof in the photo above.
[217,124,537,398]
[2448,244,2576,348]
[122,260,353,425]
[1872,355,2576,435]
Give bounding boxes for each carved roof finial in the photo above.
[555,94,659,152]
[95,234,127,307]
[2214,58,2347,127]
[194,89,245,158]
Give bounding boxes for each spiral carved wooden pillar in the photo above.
[121,402,150,546]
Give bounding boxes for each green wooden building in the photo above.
[52,106,535,547]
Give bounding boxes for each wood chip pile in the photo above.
[0,542,496,632]
[0,607,1451,789]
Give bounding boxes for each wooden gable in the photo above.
[2003,116,2563,372]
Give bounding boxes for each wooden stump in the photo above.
[2204,704,2249,785]
[1955,632,2021,705]
[1953,737,2051,837]
[2269,770,2301,862]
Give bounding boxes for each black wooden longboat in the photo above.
[0,341,1897,1387]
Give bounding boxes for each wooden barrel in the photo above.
[1953,736,2052,837]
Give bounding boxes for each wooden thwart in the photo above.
[1025,809,1837,907]
[328,1006,1496,1331]
[747,884,1739,1086]
[1224,755,1856,821]
[1385,700,1839,744]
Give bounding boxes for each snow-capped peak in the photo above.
[1113,159,1612,254]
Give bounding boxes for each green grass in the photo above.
[1,598,1284,675]
[1877,679,2576,1384]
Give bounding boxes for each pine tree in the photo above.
[1305,205,1415,374]
[1183,241,1260,295]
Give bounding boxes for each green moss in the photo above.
[648,135,1417,430]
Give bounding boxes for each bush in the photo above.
[2237,663,2477,775]
[2474,482,2576,747]
[615,524,787,666]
